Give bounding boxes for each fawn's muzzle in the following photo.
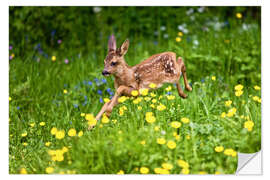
[102,70,110,76]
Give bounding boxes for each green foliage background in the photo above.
[9,7,261,174]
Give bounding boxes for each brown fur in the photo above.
[89,35,192,130]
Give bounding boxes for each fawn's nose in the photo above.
[102,70,110,76]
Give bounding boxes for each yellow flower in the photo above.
[21,132,27,137]
[117,170,124,174]
[160,168,170,174]
[46,167,54,174]
[225,100,232,107]
[221,112,226,118]
[167,140,176,149]
[55,130,65,139]
[62,146,68,153]
[227,107,237,117]
[149,83,157,89]
[171,121,182,128]
[154,168,163,174]
[20,168,27,174]
[63,89,68,94]
[157,104,166,111]
[215,146,224,152]
[215,171,221,175]
[140,140,146,145]
[181,168,190,174]
[252,96,259,102]
[175,135,180,140]
[235,84,244,91]
[244,121,254,132]
[101,115,110,124]
[235,90,243,97]
[199,171,207,175]
[85,114,95,121]
[23,142,28,146]
[146,115,156,123]
[118,96,127,103]
[186,135,191,140]
[88,118,97,126]
[29,122,35,127]
[254,85,261,90]
[177,160,189,168]
[139,88,149,96]
[112,119,117,124]
[68,128,76,137]
[39,122,45,126]
[78,131,83,137]
[258,98,261,103]
[224,148,236,156]
[119,108,124,116]
[236,13,242,19]
[162,163,173,170]
[152,99,157,103]
[144,97,151,101]
[150,104,155,108]
[104,98,110,103]
[51,127,58,135]
[131,90,139,96]
[176,37,182,42]
[211,76,216,81]
[157,138,166,144]
[181,117,190,124]
[154,126,160,131]
[140,167,149,174]
[9,97,12,101]
[80,113,85,117]
[150,92,156,97]
[51,56,56,61]
[137,106,142,110]
[45,142,51,147]
[165,86,172,91]
[166,95,175,100]
[178,32,183,37]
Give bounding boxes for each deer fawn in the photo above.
[89,35,192,129]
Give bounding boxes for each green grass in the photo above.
[9,7,261,175]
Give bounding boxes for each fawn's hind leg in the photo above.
[176,82,187,98]
[181,64,192,92]
[178,57,192,92]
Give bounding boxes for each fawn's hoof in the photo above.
[88,125,96,130]
[186,86,192,92]
[179,93,188,99]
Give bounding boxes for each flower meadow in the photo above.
[9,7,260,174]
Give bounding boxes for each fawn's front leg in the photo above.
[105,85,134,117]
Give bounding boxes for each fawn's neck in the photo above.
[114,63,134,84]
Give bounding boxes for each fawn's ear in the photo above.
[119,39,129,56]
[108,35,116,52]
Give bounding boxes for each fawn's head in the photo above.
[102,35,129,76]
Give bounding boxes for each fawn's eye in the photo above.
[111,62,117,66]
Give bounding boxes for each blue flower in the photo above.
[97,90,102,95]
[99,97,104,103]
[94,78,99,83]
[101,79,107,83]
[201,78,205,83]
[17,106,20,110]
[84,95,87,100]
[69,121,72,125]
[88,81,93,86]
[64,84,67,87]
[106,88,111,93]
[73,104,79,108]
[167,92,172,95]
[51,30,56,37]
[109,91,114,96]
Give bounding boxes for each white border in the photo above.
[2,0,270,179]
